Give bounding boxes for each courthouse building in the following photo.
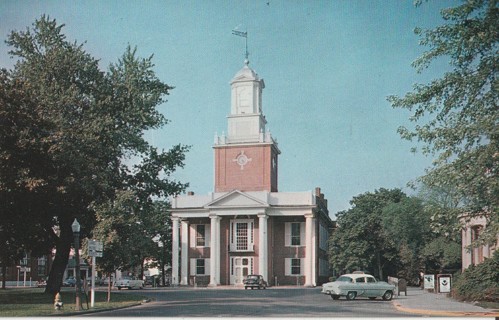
[169,59,333,287]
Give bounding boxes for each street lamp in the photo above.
[71,218,81,311]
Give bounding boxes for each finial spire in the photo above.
[232,28,249,64]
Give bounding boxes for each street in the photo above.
[82,287,413,317]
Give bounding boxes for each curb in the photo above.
[51,301,146,317]
[392,301,499,317]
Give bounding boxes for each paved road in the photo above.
[82,287,413,317]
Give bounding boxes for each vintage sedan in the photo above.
[243,274,267,290]
[321,273,395,301]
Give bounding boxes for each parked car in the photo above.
[243,274,267,290]
[321,273,395,301]
[62,277,83,287]
[62,277,76,287]
[36,279,47,288]
[114,276,144,290]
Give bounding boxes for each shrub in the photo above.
[452,251,499,302]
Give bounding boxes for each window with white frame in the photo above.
[285,222,305,247]
[196,225,205,247]
[285,258,304,276]
[230,219,254,251]
[190,258,210,275]
[190,224,210,248]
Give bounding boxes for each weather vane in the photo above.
[232,27,249,63]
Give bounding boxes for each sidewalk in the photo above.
[392,287,499,317]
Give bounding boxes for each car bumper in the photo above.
[321,287,341,295]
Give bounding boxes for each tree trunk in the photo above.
[377,251,384,281]
[45,219,73,294]
[140,260,144,280]
[1,264,6,289]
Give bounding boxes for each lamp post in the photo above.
[71,218,81,311]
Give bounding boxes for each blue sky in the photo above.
[0,0,458,217]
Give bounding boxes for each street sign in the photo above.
[88,240,103,257]
[424,274,434,290]
[439,276,451,293]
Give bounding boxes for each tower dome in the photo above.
[230,60,263,86]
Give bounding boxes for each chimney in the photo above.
[315,187,321,197]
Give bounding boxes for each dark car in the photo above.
[243,274,267,290]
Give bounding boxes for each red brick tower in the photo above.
[213,60,280,192]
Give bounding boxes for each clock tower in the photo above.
[214,60,280,192]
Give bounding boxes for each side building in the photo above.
[169,59,334,287]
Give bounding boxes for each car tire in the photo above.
[331,295,340,300]
[245,287,248,290]
[382,291,393,301]
[346,291,357,300]
[117,287,121,290]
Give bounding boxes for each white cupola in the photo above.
[225,60,267,143]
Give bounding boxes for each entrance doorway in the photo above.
[230,257,253,285]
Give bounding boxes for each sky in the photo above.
[0,0,459,218]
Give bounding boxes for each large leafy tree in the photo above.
[1,16,188,294]
[388,0,498,244]
[381,197,432,282]
[329,188,406,280]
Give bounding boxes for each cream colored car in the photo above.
[321,273,395,301]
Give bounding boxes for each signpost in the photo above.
[424,274,435,290]
[438,274,452,293]
[87,240,103,308]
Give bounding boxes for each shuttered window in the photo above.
[284,258,304,276]
[190,258,211,275]
[285,222,305,247]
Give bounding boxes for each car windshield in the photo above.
[247,275,258,279]
[336,276,353,283]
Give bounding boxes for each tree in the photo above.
[1,16,188,294]
[388,0,498,244]
[381,197,430,282]
[329,188,406,280]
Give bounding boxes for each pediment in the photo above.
[205,190,269,208]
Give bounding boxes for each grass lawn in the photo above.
[0,287,147,317]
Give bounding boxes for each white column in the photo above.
[209,215,220,286]
[311,216,316,286]
[258,213,268,282]
[304,214,314,286]
[180,220,189,285]
[171,217,180,285]
[215,216,221,284]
